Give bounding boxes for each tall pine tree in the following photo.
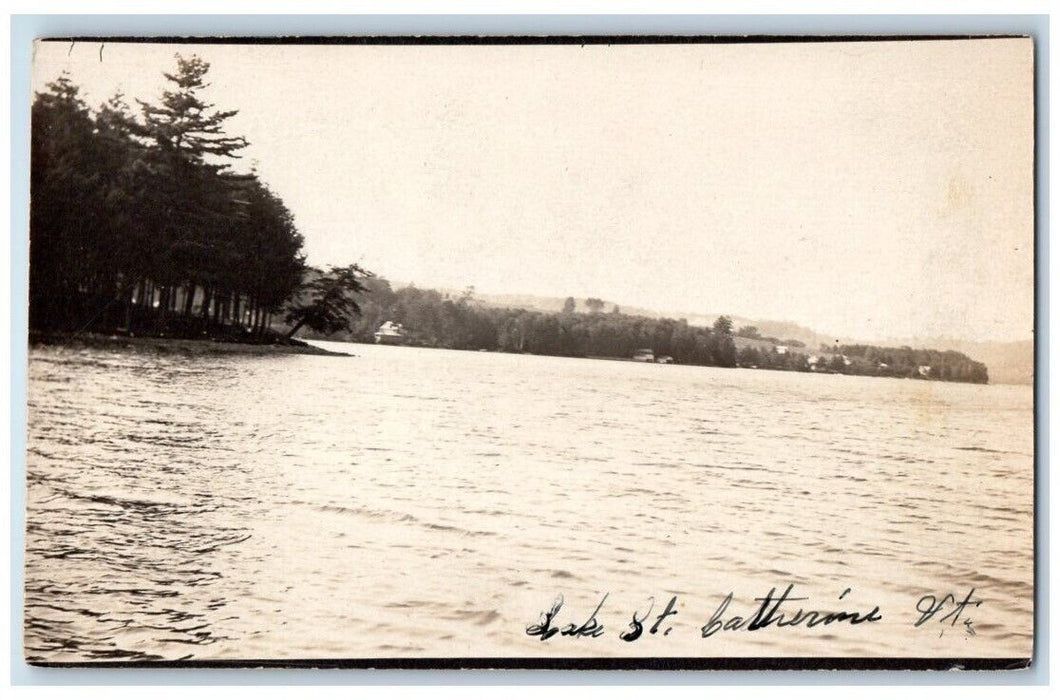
[134,54,250,325]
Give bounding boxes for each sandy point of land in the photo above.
[28,332,353,357]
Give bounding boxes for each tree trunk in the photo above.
[285,317,305,339]
[200,287,212,320]
[124,284,135,333]
[183,284,196,317]
[254,302,264,337]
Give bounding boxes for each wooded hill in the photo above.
[298,277,990,384]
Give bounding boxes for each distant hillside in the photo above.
[427,288,1033,385]
[460,290,826,342]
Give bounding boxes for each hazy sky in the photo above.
[33,39,1034,342]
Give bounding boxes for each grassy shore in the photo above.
[29,331,352,357]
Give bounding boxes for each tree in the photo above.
[562,297,576,314]
[585,297,606,314]
[30,57,312,342]
[713,315,733,335]
[736,325,761,339]
[285,264,372,338]
[611,305,620,314]
[136,54,248,163]
[94,91,149,329]
[30,74,114,330]
[738,346,761,367]
[134,53,251,324]
[237,179,307,335]
[715,335,737,367]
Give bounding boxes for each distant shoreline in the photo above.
[314,338,1010,385]
[28,332,352,358]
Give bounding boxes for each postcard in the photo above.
[23,36,1036,670]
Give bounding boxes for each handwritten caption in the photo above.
[525,585,982,641]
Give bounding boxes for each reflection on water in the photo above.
[24,342,1034,661]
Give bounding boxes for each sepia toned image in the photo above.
[23,36,1035,669]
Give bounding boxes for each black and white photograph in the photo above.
[21,35,1036,669]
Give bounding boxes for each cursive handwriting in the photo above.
[525,594,608,640]
[914,588,981,637]
[620,595,679,642]
[526,585,988,642]
[701,585,882,637]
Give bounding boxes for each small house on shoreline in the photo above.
[374,321,407,345]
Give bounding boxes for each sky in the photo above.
[32,39,1034,343]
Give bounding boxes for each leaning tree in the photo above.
[284,264,373,339]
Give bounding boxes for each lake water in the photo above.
[24,341,1034,662]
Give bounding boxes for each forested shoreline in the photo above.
[30,55,990,384]
[30,55,365,345]
[300,278,991,384]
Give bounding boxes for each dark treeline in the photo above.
[735,342,988,382]
[832,344,989,383]
[299,278,989,383]
[30,55,311,340]
[303,278,739,366]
